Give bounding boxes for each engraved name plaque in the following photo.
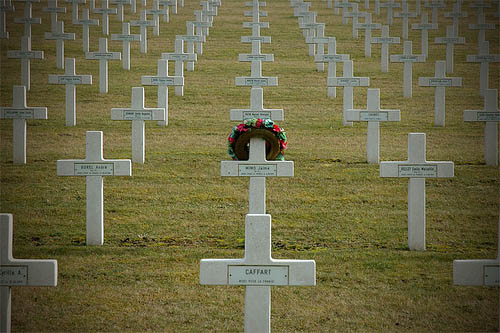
[398,165,438,177]
[239,164,277,176]
[228,265,289,286]
[0,266,28,286]
[360,111,388,121]
[74,163,114,176]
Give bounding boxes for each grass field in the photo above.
[1,0,499,331]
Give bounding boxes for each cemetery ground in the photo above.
[0,0,498,331]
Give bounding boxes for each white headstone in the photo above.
[146,0,166,36]
[93,0,116,35]
[394,0,416,39]
[111,22,141,70]
[56,131,132,245]
[65,0,85,24]
[468,12,496,44]
[43,0,66,33]
[390,40,426,97]
[7,36,44,91]
[85,37,121,94]
[110,0,131,21]
[335,0,353,24]
[345,3,367,38]
[48,58,92,126]
[466,42,500,97]
[434,26,465,74]
[314,37,350,98]
[355,13,381,57]
[380,133,454,251]
[411,13,437,59]
[299,21,321,57]
[44,21,75,69]
[370,25,400,72]
[74,8,99,53]
[424,0,445,25]
[0,213,57,333]
[444,2,467,36]
[130,10,155,54]
[304,26,328,71]
[13,1,41,37]
[162,39,197,96]
[379,0,400,25]
[0,86,47,164]
[0,0,14,39]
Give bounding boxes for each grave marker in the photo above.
[0,86,47,164]
[146,0,167,36]
[185,21,210,71]
[93,0,117,35]
[434,26,465,73]
[162,39,197,96]
[65,0,85,24]
[335,0,353,24]
[57,131,132,245]
[111,22,141,70]
[314,37,350,98]
[48,58,92,126]
[344,3,366,38]
[411,13,437,59]
[299,21,321,57]
[469,0,491,17]
[379,0,400,25]
[44,21,75,69]
[305,29,329,72]
[444,2,467,36]
[74,8,99,53]
[230,88,283,121]
[370,24,400,72]
[0,1,14,39]
[466,42,500,97]
[43,0,66,33]
[14,1,41,37]
[424,0,445,25]
[130,10,155,54]
[380,133,454,251]
[7,36,44,91]
[355,13,381,57]
[468,12,496,44]
[85,37,121,94]
[394,0,416,39]
[110,0,131,21]
[390,40,426,97]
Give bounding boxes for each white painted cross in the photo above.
[43,0,66,33]
[346,88,400,163]
[184,21,208,71]
[424,0,445,25]
[379,0,400,25]
[162,39,196,96]
[141,59,184,126]
[299,21,321,57]
[345,3,367,39]
[466,42,500,97]
[464,89,500,166]
[193,10,209,54]
[74,8,99,53]
[65,0,85,24]
[371,25,400,72]
[111,22,141,71]
[0,213,57,333]
[394,0,416,39]
[468,12,496,45]
[0,0,14,39]
[335,0,353,24]
[230,88,283,121]
[85,37,121,94]
[57,131,132,245]
[111,87,165,163]
[305,28,329,72]
[93,0,117,35]
[418,61,462,127]
[110,0,131,22]
[130,10,155,54]
[434,26,465,74]
[7,36,44,91]
[48,58,92,126]
[380,133,454,251]
[411,13,437,59]
[13,1,41,37]
[444,2,467,36]
[314,37,350,98]
[44,21,75,69]
[327,60,370,126]
[146,0,167,36]
[0,86,47,164]
[235,59,278,88]
[390,40,426,98]
[355,12,381,57]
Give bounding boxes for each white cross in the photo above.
[110,0,131,22]
[13,2,41,37]
[305,28,329,72]
[130,0,136,13]
[130,10,155,54]
[185,21,210,71]
[158,0,171,22]
[0,213,57,333]
[371,25,400,72]
[242,20,267,40]
[434,26,465,74]
[111,87,165,163]
[74,8,99,53]
[7,36,44,91]
[48,58,92,126]
[0,0,14,39]
[464,89,500,166]
[42,0,66,33]
[379,0,400,25]
[111,22,141,71]
[380,133,454,251]
[444,2,468,37]
[57,131,132,245]
[390,40,426,98]
[141,59,184,126]
[468,12,496,44]
[335,0,354,24]
[230,88,283,121]
[345,3,367,39]
[466,42,500,97]
[424,0,445,25]
[315,37,350,98]
[65,0,85,24]
[394,0,416,39]
[346,88,400,163]
[411,13,437,59]
[93,0,116,35]
[355,13,381,57]
[419,60,462,127]
[161,39,196,96]
[44,21,75,69]
[327,60,370,126]
[0,86,47,164]
[299,21,322,57]
[85,37,121,94]
[193,10,208,54]
[146,0,166,36]
[469,0,491,17]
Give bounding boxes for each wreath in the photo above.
[227,118,287,161]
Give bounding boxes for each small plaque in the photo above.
[477,112,500,121]
[89,53,115,59]
[360,111,388,121]
[245,78,270,86]
[428,78,453,87]
[484,265,500,286]
[228,265,289,286]
[239,164,277,176]
[123,111,153,120]
[151,77,176,85]
[242,111,272,120]
[337,78,361,86]
[398,165,437,177]
[322,55,345,61]
[398,55,420,61]
[436,37,464,43]
[165,54,191,61]
[112,35,141,42]
[2,109,34,119]
[75,163,114,176]
[0,266,28,286]
[57,76,83,85]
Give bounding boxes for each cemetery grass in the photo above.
[1,0,499,331]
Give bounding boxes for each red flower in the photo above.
[273,124,280,132]
[228,137,235,143]
[256,119,262,128]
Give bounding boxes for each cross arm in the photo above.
[418,77,462,87]
[327,77,370,87]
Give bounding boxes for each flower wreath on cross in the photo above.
[227,118,287,161]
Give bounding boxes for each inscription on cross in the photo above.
[315,37,350,98]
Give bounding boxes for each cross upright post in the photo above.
[390,40,426,97]
[111,22,141,70]
[315,37,350,98]
[0,0,15,39]
[7,36,44,91]
[65,0,86,24]
[14,1,41,37]
[444,2,467,36]
[379,0,400,25]
[44,21,75,69]
[162,39,197,96]
[85,38,121,94]
[344,3,367,38]
[110,0,131,21]
[424,0,445,25]
[468,12,496,44]
[146,0,166,36]
[394,0,416,39]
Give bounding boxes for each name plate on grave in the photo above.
[398,165,437,177]
[56,76,83,85]
[242,111,272,120]
[74,163,114,176]
[0,266,28,286]
[241,36,271,43]
[435,37,464,43]
[239,54,274,62]
[372,37,399,43]
[360,111,388,121]
[1,109,34,119]
[333,78,361,86]
[228,265,289,286]
[427,78,454,87]
[484,265,500,286]
[477,112,500,121]
[164,54,195,61]
[112,35,141,42]
[151,77,176,85]
[239,164,277,176]
[123,111,153,120]
[7,51,44,58]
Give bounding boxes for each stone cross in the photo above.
[379,0,400,25]
[390,40,426,97]
[370,24,400,72]
[230,88,283,121]
[146,0,167,36]
[141,59,184,126]
[466,42,500,97]
[56,131,132,245]
[7,36,44,91]
[74,8,99,53]
[418,61,462,127]
[380,133,454,251]
[0,213,57,333]
[344,3,366,38]
[43,0,66,33]
[111,22,141,70]
[64,0,85,24]
[394,0,416,39]
[345,88,400,163]
[299,21,322,57]
[411,13,437,59]
[327,60,370,126]
[193,10,209,54]
[85,37,121,94]
[453,217,500,287]
[14,1,41,37]
[0,0,14,39]
[0,86,47,164]
[130,10,155,54]
[110,0,131,21]
[434,26,465,74]
[314,37,350,98]
[304,24,327,69]
[424,0,445,25]
[161,39,196,96]
[444,2,467,36]
[464,89,500,166]
[111,87,165,163]
[469,0,491,17]
[181,21,207,71]
[48,58,92,126]
[355,13,381,57]
[93,0,116,35]
[468,12,496,44]
[44,21,75,69]
[335,0,353,24]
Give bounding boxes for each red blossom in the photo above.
[273,124,280,132]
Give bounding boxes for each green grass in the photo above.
[1,0,499,331]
